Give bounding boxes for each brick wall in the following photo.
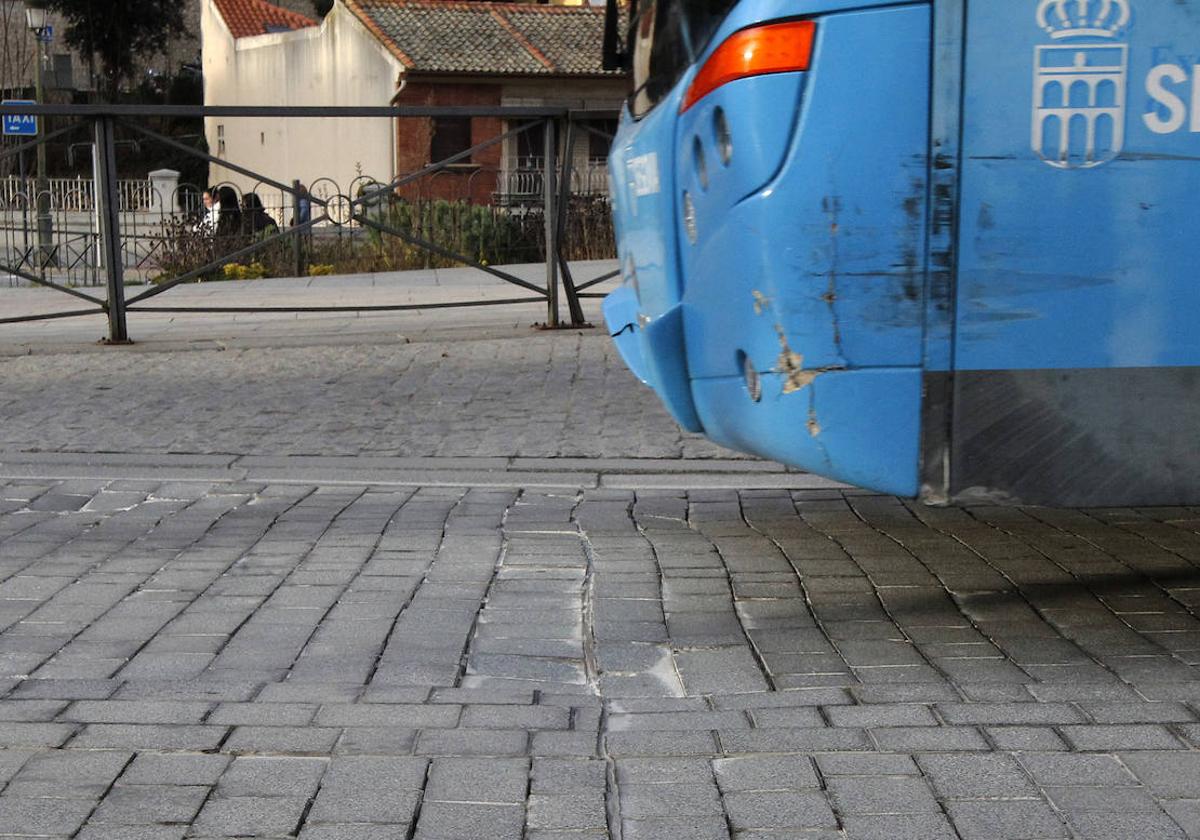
[394,80,503,205]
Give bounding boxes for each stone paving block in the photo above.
[315,703,461,728]
[529,730,599,757]
[709,688,853,709]
[415,728,528,757]
[672,648,770,695]
[712,754,819,791]
[459,704,570,730]
[1060,724,1186,751]
[531,758,607,793]
[619,783,723,819]
[620,817,730,840]
[827,775,941,815]
[608,710,750,732]
[0,722,77,747]
[207,701,318,726]
[120,753,231,786]
[192,795,310,836]
[78,826,187,839]
[852,684,959,704]
[0,794,97,834]
[60,700,213,725]
[227,725,343,755]
[526,793,607,831]
[254,683,362,704]
[1018,753,1138,787]
[614,757,711,787]
[722,790,838,831]
[413,801,524,840]
[425,757,528,804]
[718,727,871,754]
[815,752,919,776]
[935,702,1087,725]
[10,679,118,700]
[1044,784,1162,812]
[841,813,958,840]
[70,723,229,751]
[825,704,938,728]
[745,707,824,728]
[1065,810,1189,840]
[947,800,1069,840]
[217,755,327,797]
[307,757,426,825]
[870,725,990,752]
[918,753,1040,799]
[0,699,68,722]
[88,784,210,826]
[985,726,1070,751]
[1161,800,1200,840]
[1121,752,1200,798]
[298,826,410,840]
[1083,701,1198,724]
[605,731,717,757]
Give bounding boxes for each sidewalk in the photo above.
[1,260,619,351]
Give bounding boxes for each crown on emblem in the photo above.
[1037,0,1131,39]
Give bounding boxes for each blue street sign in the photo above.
[1,101,38,137]
[39,25,52,43]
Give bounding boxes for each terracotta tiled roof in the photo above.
[344,0,621,76]
[213,0,319,39]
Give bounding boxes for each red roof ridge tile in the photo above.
[490,8,556,72]
[213,0,319,40]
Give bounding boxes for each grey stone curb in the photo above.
[0,452,848,491]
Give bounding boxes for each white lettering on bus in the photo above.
[1143,63,1199,134]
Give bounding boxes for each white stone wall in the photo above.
[201,0,403,199]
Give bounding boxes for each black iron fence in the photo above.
[0,104,621,342]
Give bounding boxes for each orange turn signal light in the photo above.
[681,20,817,113]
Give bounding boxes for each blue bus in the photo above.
[601,0,1200,507]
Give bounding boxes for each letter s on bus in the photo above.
[1144,64,1188,134]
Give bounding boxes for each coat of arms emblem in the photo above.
[1032,0,1132,169]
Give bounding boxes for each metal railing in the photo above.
[0,103,620,341]
[0,175,157,212]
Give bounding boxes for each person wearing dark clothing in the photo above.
[241,193,279,236]
[215,186,243,239]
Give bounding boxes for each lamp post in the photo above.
[24,0,53,269]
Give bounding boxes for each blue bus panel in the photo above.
[604,0,1200,506]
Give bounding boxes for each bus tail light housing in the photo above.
[681,20,817,113]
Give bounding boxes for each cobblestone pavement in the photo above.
[0,477,1198,839]
[0,332,742,461]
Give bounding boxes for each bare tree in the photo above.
[0,0,33,98]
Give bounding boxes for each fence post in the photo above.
[292,180,303,278]
[556,115,587,327]
[95,116,129,343]
[543,117,559,328]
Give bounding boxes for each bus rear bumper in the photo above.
[690,367,923,496]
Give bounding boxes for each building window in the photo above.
[217,124,226,157]
[430,116,472,164]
